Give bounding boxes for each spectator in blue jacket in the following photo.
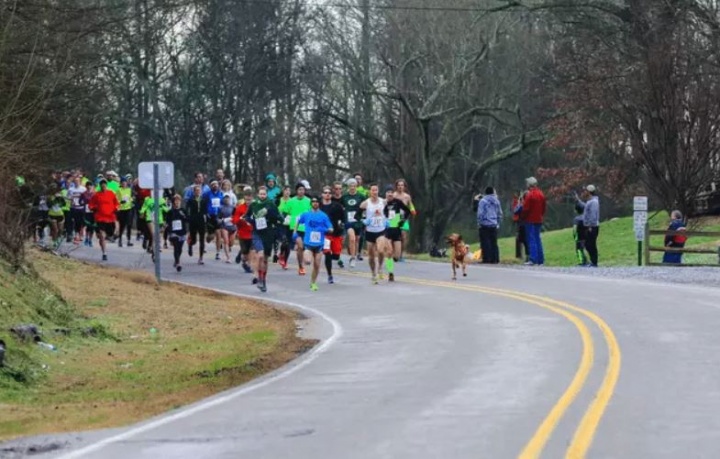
[576,185,600,266]
[477,186,503,263]
[663,210,687,264]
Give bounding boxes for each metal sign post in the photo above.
[138,161,174,283]
[152,164,161,283]
[633,196,648,266]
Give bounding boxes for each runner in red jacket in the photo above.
[88,179,119,261]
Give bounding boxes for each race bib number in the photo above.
[347,211,356,223]
[310,231,322,243]
[283,215,291,225]
[388,210,396,220]
[256,217,267,230]
[85,205,90,213]
[371,217,383,227]
[72,197,80,206]
[323,238,331,250]
[172,220,182,231]
[211,198,221,208]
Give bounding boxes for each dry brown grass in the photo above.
[0,252,313,440]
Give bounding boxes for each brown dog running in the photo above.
[445,233,469,280]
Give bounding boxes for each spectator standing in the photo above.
[572,201,588,266]
[520,177,547,265]
[511,192,529,261]
[477,186,502,263]
[662,210,687,264]
[579,185,600,267]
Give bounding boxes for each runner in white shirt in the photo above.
[359,184,388,284]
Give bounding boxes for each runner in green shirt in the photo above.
[117,178,134,247]
[278,183,312,275]
[245,186,284,292]
[140,196,170,256]
[342,178,365,268]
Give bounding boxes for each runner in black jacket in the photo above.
[185,185,206,264]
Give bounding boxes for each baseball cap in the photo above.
[243,186,253,195]
[300,179,311,190]
[526,176,538,186]
[346,178,358,186]
[586,184,597,193]
[106,170,118,177]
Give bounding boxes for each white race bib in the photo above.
[371,217,383,227]
[256,217,267,230]
[310,231,321,243]
[172,220,182,231]
[73,197,80,206]
[211,198,220,208]
[323,238,331,250]
[347,211,356,223]
[388,210,396,220]
[283,215,291,225]
[85,205,90,213]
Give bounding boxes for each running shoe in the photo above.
[258,280,267,292]
[176,265,182,273]
[272,254,278,263]
[102,254,108,261]
[371,276,378,285]
[378,272,385,280]
[328,275,334,284]
[310,283,319,292]
[338,259,344,269]
[198,259,204,265]
[215,253,221,261]
[242,262,253,274]
[118,239,123,248]
[389,273,395,282]
[349,257,356,269]
[235,252,242,264]
[127,241,134,247]
[188,246,193,257]
[252,277,259,285]
[298,266,306,276]
[163,242,168,249]
[357,254,364,261]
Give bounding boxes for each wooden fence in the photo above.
[644,226,720,267]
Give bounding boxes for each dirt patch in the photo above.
[0,252,312,441]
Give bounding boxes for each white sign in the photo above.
[634,210,648,241]
[633,196,648,212]
[138,162,174,189]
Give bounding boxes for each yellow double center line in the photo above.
[343,271,621,458]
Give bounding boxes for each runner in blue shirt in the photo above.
[202,180,225,260]
[294,196,333,291]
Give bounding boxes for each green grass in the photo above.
[0,250,307,441]
[413,215,720,267]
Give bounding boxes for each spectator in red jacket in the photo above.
[89,179,119,261]
[520,177,547,265]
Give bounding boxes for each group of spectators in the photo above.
[474,177,601,267]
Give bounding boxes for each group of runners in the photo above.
[30,169,417,292]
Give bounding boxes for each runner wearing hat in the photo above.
[117,177,134,247]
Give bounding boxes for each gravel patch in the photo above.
[508,265,720,289]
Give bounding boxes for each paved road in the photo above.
[7,243,720,459]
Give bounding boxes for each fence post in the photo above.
[644,223,650,266]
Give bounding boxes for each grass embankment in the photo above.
[414,216,720,266]
[0,251,311,441]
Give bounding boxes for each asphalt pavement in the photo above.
[5,241,720,459]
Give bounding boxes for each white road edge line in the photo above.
[55,285,343,459]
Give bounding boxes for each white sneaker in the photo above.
[349,258,356,269]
